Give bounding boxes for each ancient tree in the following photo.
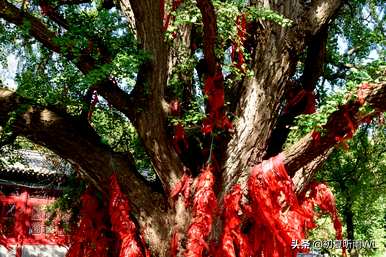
[0,0,385,256]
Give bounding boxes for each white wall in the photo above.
[0,246,15,257]
[0,245,67,257]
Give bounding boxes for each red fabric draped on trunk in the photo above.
[66,191,109,257]
[184,165,217,257]
[109,175,150,257]
[246,154,345,257]
[172,152,344,257]
[216,184,250,257]
[201,72,232,134]
[231,14,246,72]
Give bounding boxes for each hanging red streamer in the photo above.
[215,184,250,257]
[298,182,346,256]
[304,91,317,114]
[184,165,217,257]
[231,14,247,71]
[201,72,232,135]
[66,190,109,257]
[333,105,358,151]
[171,230,180,257]
[299,183,343,238]
[109,175,150,257]
[0,203,6,247]
[162,0,183,31]
[170,100,182,116]
[246,154,344,257]
[170,155,345,257]
[171,173,192,206]
[173,124,189,154]
[0,230,7,249]
[333,83,375,147]
[357,83,370,105]
[311,130,321,143]
[160,0,165,22]
[284,89,316,114]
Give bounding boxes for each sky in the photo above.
[0,53,18,90]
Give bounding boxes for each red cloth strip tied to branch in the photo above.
[246,154,344,257]
[0,230,7,249]
[215,184,250,257]
[231,14,246,71]
[109,175,150,257]
[171,229,180,257]
[357,83,370,105]
[171,173,193,206]
[184,164,217,257]
[201,72,232,135]
[66,190,109,257]
[173,124,189,154]
[162,0,183,31]
[284,89,316,115]
[334,104,358,151]
[298,182,344,239]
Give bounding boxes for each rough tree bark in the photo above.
[0,0,384,256]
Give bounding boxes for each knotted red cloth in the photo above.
[109,175,150,257]
[184,165,217,257]
[171,173,193,207]
[231,14,247,72]
[216,184,250,257]
[246,154,344,257]
[66,191,109,257]
[201,72,232,134]
[173,124,189,154]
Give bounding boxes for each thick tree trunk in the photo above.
[222,0,343,193]
[344,202,359,257]
[344,203,354,241]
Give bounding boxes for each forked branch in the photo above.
[284,82,386,177]
[0,88,164,215]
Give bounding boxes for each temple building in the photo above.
[0,150,69,257]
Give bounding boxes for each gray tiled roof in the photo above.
[0,150,70,187]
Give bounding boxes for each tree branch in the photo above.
[265,26,328,158]
[223,0,345,193]
[0,87,173,254]
[0,0,61,52]
[39,1,69,29]
[55,0,91,6]
[196,0,217,76]
[125,0,168,98]
[0,0,96,73]
[303,0,343,35]
[1,0,184,193]
[223,21,296,193]
[0,88,141,195]
[165,24,194,111]
[284,82,386,178]
[117,0,184,191]
[0,1,137,120]
[292,147,334,194]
